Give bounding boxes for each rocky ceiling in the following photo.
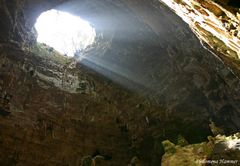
[160,0,240,77]
[0,0,240,165]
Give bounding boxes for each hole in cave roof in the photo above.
[34,9,96,57]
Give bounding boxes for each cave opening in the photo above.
[34,9,96,57]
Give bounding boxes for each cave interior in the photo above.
[0,0,240,165]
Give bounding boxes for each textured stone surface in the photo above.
[161,133,240,166]
[159,0,240,76]
[0,0,240,165]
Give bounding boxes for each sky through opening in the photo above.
[35,9,96,57]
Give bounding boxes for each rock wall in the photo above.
[159,0,240,76]
[161,133,240,166]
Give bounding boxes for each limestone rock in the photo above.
[161,133,240,166]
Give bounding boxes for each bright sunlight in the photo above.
[35,9,96,57]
